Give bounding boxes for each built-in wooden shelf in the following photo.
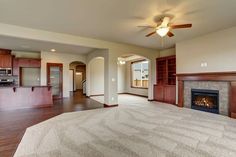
[154,55,176,104]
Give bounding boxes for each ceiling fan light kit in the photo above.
[156,27,170,37]
[117,57,126,65]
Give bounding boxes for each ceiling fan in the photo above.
[138,16,192,38]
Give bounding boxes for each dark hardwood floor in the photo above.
[0,90,103,157]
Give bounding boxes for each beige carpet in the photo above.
[90,94,149,107]
[14,95,236,157]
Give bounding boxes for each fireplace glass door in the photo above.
[191,89,219,114]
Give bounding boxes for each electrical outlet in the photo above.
[201,62,208,67]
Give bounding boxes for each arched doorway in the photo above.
[87,57,105,104]
[117,54,151,104]
[69,61,86,97]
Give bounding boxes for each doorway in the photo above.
[69,61,86,96]
[47,63,63,99]
[117,54,150,102]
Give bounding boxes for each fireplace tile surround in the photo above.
[177,72,236,118]
[184,81,229,115]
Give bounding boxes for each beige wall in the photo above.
[159,48,175,57]
[89,57,104,95]
[175,26,236,104]
[176,26,236,74]
[117,63,126,93]
[69,70,73,91]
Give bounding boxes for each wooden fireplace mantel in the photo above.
[177,72,236,118]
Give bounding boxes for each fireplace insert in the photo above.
[191,89,219,114]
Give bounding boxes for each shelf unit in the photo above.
[167,57,176,85]
[154,55,176,104]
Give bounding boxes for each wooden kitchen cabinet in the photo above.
[154,55,176,104]
[154,85,164,101]
[0,49,12,68]
[0,48,12,68]
[0,48,11,55]
[154,85,176,104]
[17,58,41,67]
[13,58,41,75]
[163,85,176,104]
[0,54,12,68]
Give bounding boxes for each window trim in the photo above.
[130,59,148,89]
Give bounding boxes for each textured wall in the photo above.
[176,26,236,74]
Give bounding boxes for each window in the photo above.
[131,60,149,88]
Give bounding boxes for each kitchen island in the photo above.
[0,86,53,110]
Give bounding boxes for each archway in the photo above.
[87,57,105,103]
[69,61,86,96]
[117,54,151,104]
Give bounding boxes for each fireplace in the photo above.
[191,89,219,114]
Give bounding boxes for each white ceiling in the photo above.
[0,35,96,54]
[0,0,236,50]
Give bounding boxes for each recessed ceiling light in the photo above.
[51,49,56,52]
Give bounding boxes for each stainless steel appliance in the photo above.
[0,68,12,76]
[0,78,14,86]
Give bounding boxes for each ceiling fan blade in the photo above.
[137,25,156,28]
[146,31,156,37]
[170,24,192,29]
[167,31,174,37]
